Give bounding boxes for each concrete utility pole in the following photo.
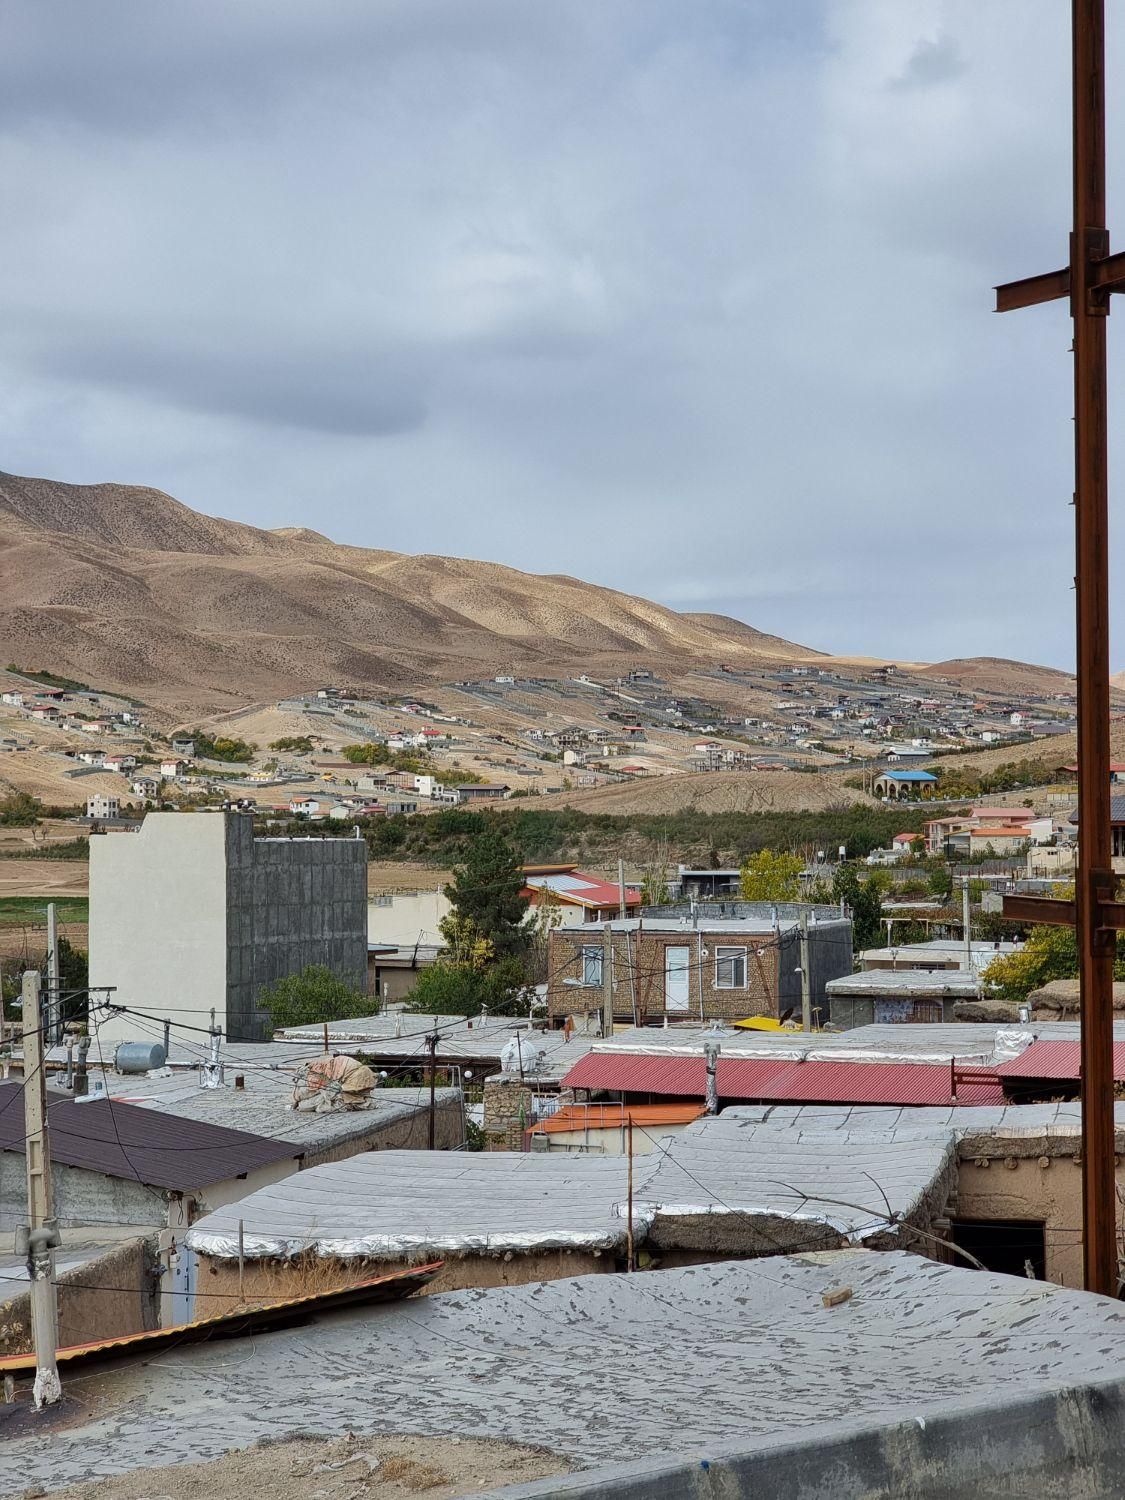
[703,1037,720,1115]
[617,858,627,920]
[19,971,62,1409]
[962,879,972,974]
[601,923,614,1038]
[995,0,1125,1295]
[799,910,812,1034]
[45,902,59,1047]
[426,1033,438,1150]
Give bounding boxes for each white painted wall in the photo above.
[367,890,449,947]
[90,815,230,1050]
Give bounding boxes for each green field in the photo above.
[0,897,88,927]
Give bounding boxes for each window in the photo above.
[715,946,747,989]
[581,947,603,987]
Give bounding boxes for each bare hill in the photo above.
[546,769,877,815]
[0,468,1078,717]
[0,471,822,715]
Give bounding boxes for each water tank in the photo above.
[115,1041,167,1074]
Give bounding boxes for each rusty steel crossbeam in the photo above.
[995,250,1125,314]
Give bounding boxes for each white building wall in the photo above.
[367,890,450,947]
[90,815,229,1050]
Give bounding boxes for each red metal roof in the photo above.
[995,1039,1125,1082]
[562,1054,1004,1108]
[760,1059,1003,1107]
[562,1054,794,1099]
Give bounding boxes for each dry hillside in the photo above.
[547,768,877,815]
[0,470,820,717]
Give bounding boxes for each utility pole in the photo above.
[426,1032,438,1150]
[19,971,62,1409]
[617,858,627,919]
[798,910,812,1034]
[703,1037,720,1115]
[601,923,614,1038]
[995,0,1125,1296]
[962,879,972,974]
[46,902,59,1047]
[626,1112,635,1272]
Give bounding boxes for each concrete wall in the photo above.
[367,890,448,947]
[0,1238,158,1356]
[228,820,367,1041]
[92,813,229,1050]
[92,813,368,1047]
[488,1381,1125,1500]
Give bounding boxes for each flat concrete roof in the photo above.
[9,1251,1125,1496]
[825,970,986,997]
[275,1011,472,1041]
[185,1150,643,1260]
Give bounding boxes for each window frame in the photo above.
[580,946,604,988]
[714,945,748,990]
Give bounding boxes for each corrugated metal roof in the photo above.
[562,1054,795,1099]
[761,1060,1004,1107]
[562,1054,1004,1107]
[995,1039,1125,1082]
[0,1264,442,1375]
[528,1103,705,1134]
[0,1082,301,1189]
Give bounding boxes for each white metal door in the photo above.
[664,945,691,1012]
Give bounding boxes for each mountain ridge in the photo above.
[0,469,832,716]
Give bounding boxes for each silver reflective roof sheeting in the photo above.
[11,1251,1125,1489]
[638,1116,953,1239]
[185,1150,655,1260]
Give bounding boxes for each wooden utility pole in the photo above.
[19,970,62,1408]
[997,0,1125,1296]
[798,910,812,1034]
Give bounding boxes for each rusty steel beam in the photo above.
[1071,0,1117,1298]
[995,265,1070,312]
[1091,246,1125,293]
[1000,894,1077,926]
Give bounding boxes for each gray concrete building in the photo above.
[90,811,367,1045]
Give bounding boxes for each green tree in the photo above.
[0,791,43,826]
[739,849,803,902]
[832,864,886,952]
[405,956,532,1016]
[443,828,529,959]
[257,965,371,1034]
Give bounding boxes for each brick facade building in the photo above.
[546,905,853,1027]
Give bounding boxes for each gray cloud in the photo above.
[0,0,1110,669]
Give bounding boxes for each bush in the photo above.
[257,965,372,1033]
[0,791,43,827]
[191,731,256,763]
[405,957,532,1017]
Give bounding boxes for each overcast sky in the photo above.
[2,1,1121,670]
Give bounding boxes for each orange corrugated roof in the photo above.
[970,826,1031,837]
[528,1103,705,1134]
